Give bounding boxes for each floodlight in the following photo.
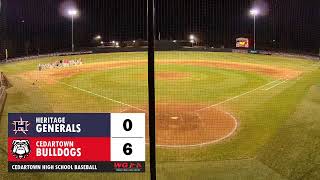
[189,34,195,40]
[250,9,259,16]
[68,9,78,16]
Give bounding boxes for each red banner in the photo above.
[8,137,110,162]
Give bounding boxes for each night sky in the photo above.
[1,0,319,57]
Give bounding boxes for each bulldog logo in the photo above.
[11,140,31,159]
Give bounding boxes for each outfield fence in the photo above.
[2,47,318,66]
[3,51,92,64]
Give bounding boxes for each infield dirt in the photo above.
[122,103,237,147]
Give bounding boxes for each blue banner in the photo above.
[8,113,110,137]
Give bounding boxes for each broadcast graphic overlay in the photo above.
[8,113,145,172]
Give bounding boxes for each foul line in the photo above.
[195,79,280,112]
[58,81,146,112]
[263,79,288,91]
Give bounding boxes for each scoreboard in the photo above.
[8,113,145,172]
[236,37,249,48]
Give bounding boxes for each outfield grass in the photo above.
[0,52,319,180]
[61,64,270,105]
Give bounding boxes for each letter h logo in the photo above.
[12,117,30,135]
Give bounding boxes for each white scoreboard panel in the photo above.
[111,113,146,162]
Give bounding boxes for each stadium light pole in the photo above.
[250,9,259,51]
[68,9,78,52]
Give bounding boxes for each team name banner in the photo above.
[8,113,145,172]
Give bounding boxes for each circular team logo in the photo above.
[11,140,31,159]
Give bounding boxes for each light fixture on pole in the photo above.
[67,9,78,52]
[189,34,196,47]
[250,9,259,51]
[95,35,102,40]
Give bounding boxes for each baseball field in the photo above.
[0,51,319,179]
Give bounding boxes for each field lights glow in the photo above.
[250,9,259,16]
[189,34,195,40]
[68,9,78,16]
[95,35,102,40]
